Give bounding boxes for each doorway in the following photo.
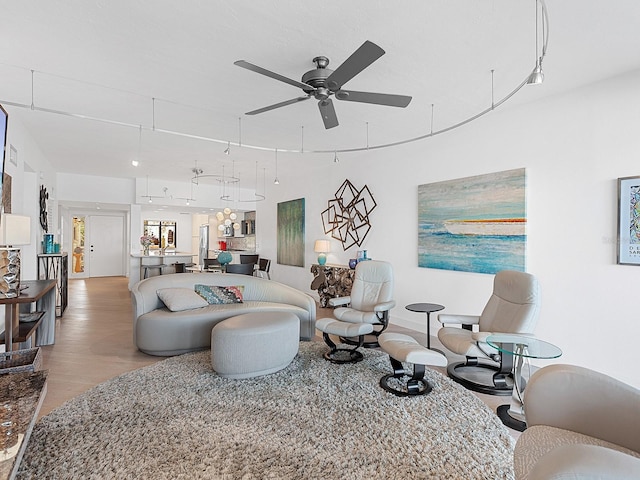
[87,215,125,277]
[71,216,86,277]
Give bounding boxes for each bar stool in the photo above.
[142,264,167,279]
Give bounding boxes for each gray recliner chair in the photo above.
[514,364,640,479]
[437,270,540,395]
[315,260,395,363]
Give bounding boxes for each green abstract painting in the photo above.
[277,198,305,267]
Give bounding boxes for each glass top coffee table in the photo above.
[486,334,562,431]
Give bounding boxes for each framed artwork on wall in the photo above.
[277,198,305,267]
[617,175,640,265]
[418,168,527,274]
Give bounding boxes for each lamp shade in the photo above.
[314,240,330,253]
[0,214,31,246]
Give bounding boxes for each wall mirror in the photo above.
[143,220,177,249]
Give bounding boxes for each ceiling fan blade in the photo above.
[335,90,412,108]
[318,99,339,129]
[245,96,311,116]
[234,60,314,91]
[325,40,385,91]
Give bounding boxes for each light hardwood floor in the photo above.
[37,276,520,440]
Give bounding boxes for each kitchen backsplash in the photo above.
[225,235,256,251]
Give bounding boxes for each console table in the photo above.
[486,334,562,431]
[310,264,355,307]
[37,253,68,317]
[0,371,48,480]
[0,280,56,352]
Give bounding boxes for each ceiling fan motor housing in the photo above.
[301,56,334,98]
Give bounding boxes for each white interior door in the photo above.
[88,215,125,277]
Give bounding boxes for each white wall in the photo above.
[58,173,136,205]
[3,113,57,280]
[256,69,640,388]
[1,112,57,338]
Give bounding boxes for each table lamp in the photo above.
[314,239,330,266]
[0,214,31,298]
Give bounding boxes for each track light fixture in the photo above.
[333,151,339,163]
[132,125,142,167]
[527,0,545,85]
[274,148,280,185]
[224,141,230,155]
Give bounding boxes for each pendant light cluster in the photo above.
[216,207,240,233]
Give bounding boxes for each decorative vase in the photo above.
[43,233,55,254]
[348,258,357,269]
[217,251,232,266]
[143,245,150,255]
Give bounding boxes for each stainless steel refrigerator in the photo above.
[198,224,209,267]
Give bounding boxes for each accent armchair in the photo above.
[315,260,395,363]
[514,364,640,479]
[437,270,540,395]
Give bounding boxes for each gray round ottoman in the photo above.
[211,312,300,379]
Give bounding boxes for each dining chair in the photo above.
[225,263,255,276]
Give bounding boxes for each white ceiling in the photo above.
[2,0,640,185]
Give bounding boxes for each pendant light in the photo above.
[527,0,544,85]
[274,148,280,185]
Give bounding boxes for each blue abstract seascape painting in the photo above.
[418,168,527,274]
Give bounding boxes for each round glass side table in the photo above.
[486,334,562,431]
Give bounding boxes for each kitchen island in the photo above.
[128,251,197,289]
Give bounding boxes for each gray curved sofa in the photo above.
[131,273,316,356]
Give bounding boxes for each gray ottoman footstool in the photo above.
[211,311,300,379]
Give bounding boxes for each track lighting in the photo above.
[133,125,142,167]
[333,151,339,163]
[224,141,230,155]
[274,148,280,185]
[527,0,545,85]
[527,60,544,85]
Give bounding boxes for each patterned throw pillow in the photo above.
[157,288,208,312]
[194,284,244,304]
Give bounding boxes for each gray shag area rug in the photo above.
[19,342,515,479]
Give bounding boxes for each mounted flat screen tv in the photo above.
[0,103,7,220]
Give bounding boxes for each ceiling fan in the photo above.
[234,40,412,129]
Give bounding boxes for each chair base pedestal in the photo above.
[496,404,527,431]
[447,361,513,396]
[379,357,433,397]
[339,333,381,348]
[323,348,364,364]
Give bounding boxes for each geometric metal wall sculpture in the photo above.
[321,179,377,251]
